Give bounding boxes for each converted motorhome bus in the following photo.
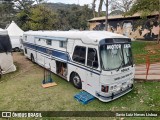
[0,29,16,76]
[23,31,135,102]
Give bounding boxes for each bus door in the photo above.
[86,47,100,94]
[45,48,52,68]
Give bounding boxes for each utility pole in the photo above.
[105,0,108,31]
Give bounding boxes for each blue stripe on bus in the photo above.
[23,42,101,75]
[24,42,70,61]
[53,50,69,61]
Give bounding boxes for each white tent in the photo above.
[6,21,24,51]
[0,29,16,75]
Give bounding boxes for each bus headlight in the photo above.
[101,85,109,93]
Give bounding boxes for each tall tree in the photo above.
[92,0,134,17]
[98,0,103,17]
[92,0,104,17]
[92,0,96,17]
[110,0,134,13]
[127,0,160,43]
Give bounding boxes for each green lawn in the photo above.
[0,41,160,119]
[132,41,160,64]
[132,41,150,55]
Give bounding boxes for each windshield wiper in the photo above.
[117,60,124,71]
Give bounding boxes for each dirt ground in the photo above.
[12,52,35,75]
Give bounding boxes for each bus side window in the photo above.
[87,48,98,68]
[72,46,86,65]
[46,39,52,45]
[59,41,67,48]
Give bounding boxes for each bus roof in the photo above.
[24,31,129,45]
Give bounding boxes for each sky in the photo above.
[47,0,106,11]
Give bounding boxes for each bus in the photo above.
[23,31,135,102]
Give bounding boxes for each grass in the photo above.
[0,62,160,119]
[0,41,160,119]
[132,41,160,64]
[132,41,150,55]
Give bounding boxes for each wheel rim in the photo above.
[73,76,80,86]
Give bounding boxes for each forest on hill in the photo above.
[0,0,93,30]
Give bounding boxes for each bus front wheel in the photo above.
[71,72,82,89]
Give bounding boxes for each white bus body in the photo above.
[23,31,135,102]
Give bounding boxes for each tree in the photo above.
[92,0,96,17]
[127,0,160,43]
[14,0,34,11]
[92,0,134,17]
[16,4,58,30]
[28,5,57,30]
[0,0,15,28]
[110,0,134,13]
[15,0,34,30]
[109,10,124,15]
[92,0,104,17]
[98,0,103,17]
[56,4,93,30]
[56,9,70,30]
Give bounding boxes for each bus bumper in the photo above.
[96,84,133,102]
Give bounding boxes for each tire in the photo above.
[0,74,1,79]
[70,72,82,89]
[14,47,20,52]
[31,54,35,63]
[0,66,2,79]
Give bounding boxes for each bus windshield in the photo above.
[100,43,132,71]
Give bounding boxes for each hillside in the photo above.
[44,2,82,11]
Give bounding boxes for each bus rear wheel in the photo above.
[0,67,2,79]
[14,47,20,52]
[31,54,35,63]
[71,72,82,89]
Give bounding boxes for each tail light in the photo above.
[101,85,109,93]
